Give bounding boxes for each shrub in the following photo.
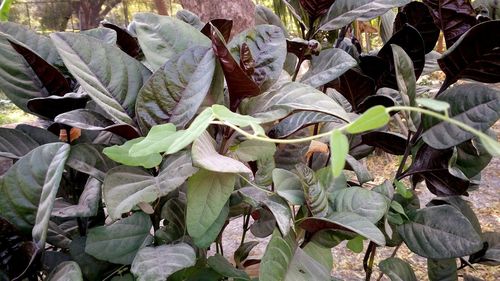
[0,1,499,280]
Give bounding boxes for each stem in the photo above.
[239,212,251,247]
[395,132,412,180]
[363,242,376,281]
[291,57,305,82]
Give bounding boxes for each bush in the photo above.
[0,1,499,280]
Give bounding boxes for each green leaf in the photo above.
[319,0,411,31]
[176,9,204,29]
[416,98,450,112]
[231,139,276,162]
[228,24,287,92]
[392,44,419,129]
[302,241,333,273]
[103,137,163,169]
[69,236,113,281]
[52,178,101,218]
[379,257,417,281]
[329,186,388,223]
[330,130,349,178]
[135,46,216,133]
[82,27,117,44]
[130,107,214,157]
[345,155,374,184]
[131,13,210,71]
[346,105,390,134]
[299,212,386,246]
[422,84,500,150]
[269,111,345,139]
[346,235,364,253]
[193,203,229,248]
[212,104,265,136]
[259,229,297,281]
[284,247,331,281]
[301,48,357,88]
[192,132,252,174]
[479,134,500,157]
[186,169,235,238]
[0,143,69,244]
[207,254,250,281]
[85,212,152,265]
[273,168,305,205]
[394,180,413,199]
[397,205,483,259]
[234,241,259,267]
[65,143,117,182]
[295,164,330,218]
[131,243,196,281]
[50,32,151,125]
[47,261,83,281]
[380,10,396,44]
[427,259,457,281]
[103,152,197,220]
[427,196,482,234]
[241,81,349,123]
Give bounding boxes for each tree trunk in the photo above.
[180,0,255,36]
[154,0,169,15]
[76,0,123,30]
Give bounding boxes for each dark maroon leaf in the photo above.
[210,25,260,111]
[356,95,396,114]
[8,40,71,97]
[101,22,141,58]
[327,68,376,111]
[54,109,140,140]
[27,94,88,120]
[438,20,500,87]
[394,1,440,54]
[286,39,321,60]
[239,43,255,77]
[0,217,39,280]
[376,24,426,89]
[298,217,352,235]
[423,0,477,48]
[402,144,470,196]
[299,0,336,20]
[201,19,233,42]
[361,131,407,155]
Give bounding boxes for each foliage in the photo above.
[0,1,499,280]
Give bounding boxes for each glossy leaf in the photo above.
[379,257,417,281]
[394,1,440,53]
[50,32,151,125]
[299,212,386,245]
[176,9,204,29]
[422,83,500,150]
[327,68,376,111]
[259,229,296,281]
[101,22,141,58]
[380,9,396,44]
[207,254,250,281]
[423,0,477,47]
[135,46,216,133]
[346,105,390,134]
[376,24,425,89]
[104,152,196,219]
[345,155,374,184]
[241,81,349,123]
[0,128,40,159]
[296,164,330,217]
[193,203,229,248]
[269,111,343,139]
[284,247,331,281]
[470,232,500,266]
[0,143,69,239]
[329,186,388,223]
[47,261,83,281]
[273,168,305,205]
[27,93,88,120]
[229,24,287,93]
[201,19,233,43]
[454,136,494,177]
[437,20,500,85]
[131,13,210,70]
[131,243,196,281]
[301,48,357,88]
[55,109,140,140]
[231,139,276,162]
[210,24,260,111]
[85,212,152,265]
[361,131,407,155]
[52,178,101,218]
[318,0,411,31]
[397,205,483,259]
[192,131,251,173]
[330,130,348,178]
[186,169,234,238]
[65,143,117,181]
